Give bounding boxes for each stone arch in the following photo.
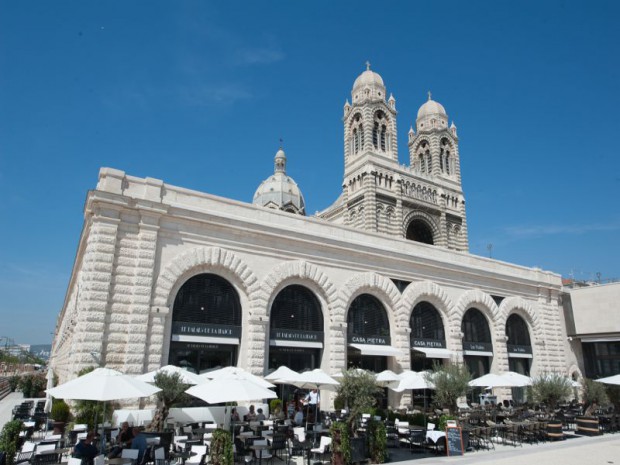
[498,297,542,343]
[450,289,499,327]
[338,272,401,328]
[399,281,454,330]
[402,210,440,241]
[258,260,338,322]
[567,363,583,382]
[153,246,259,308]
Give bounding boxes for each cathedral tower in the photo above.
[319,67,468,252]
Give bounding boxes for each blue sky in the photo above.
[1,1,619,345]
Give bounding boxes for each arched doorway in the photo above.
[406,219,434,245]
[268,285,324,372]
[462,308,493,377]
[506,314,532,375]
[347,294,400,373]
[410,301,450,371]
[168,273,242,373]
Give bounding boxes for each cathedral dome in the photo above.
[253,148,306,215]
[417,96,447,119]
[416,93,449,131]
[351,63,386,102]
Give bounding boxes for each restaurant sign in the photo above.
[348,335,390,345]
[411,338,446,349]
[463,341,493,352]
[172,322,240,338]
[507,344,532,355]
[270,329,324,343]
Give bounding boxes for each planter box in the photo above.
[350,436,368,463]
[576,416,600,436]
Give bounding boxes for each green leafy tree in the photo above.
[335,369,383,435]
[330,421,351,465]
[209,429,233,465]
[425,362,471,415]
[148,372,191,432]
[529,372,572,412]
[582,378,609,412]
[51,399,71,423]
[0,420,23,465]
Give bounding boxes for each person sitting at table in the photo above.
[108,422,133,458]
[293,406,304,426]
[256,408,266,422]
[130,427,148,465]
[244,405,257,422]
[73,431,99,465]
[231,407,240,422]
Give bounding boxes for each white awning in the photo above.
[270,340,323,349]
[580,336,620,343]
[411,347,453,359]
[349,344,403,357]
[463,350,493,357]
[171,335,239,345]
[508,352,533,359]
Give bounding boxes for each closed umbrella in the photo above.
[136,365,202,385]
[43,368,54,424]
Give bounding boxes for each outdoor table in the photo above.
[36,448,72,456]
[106,458,134,465]
[171,450,196,465]
[249,444,269,465]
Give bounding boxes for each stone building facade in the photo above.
[51,67,579,406]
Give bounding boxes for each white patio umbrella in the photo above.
[289,369,339,427]
[332,368,368,379]
[594,374,620,386]
[499,371,533,387]
[199,366,275,389]
[468,373,510,388]
[375,369,401,387]
[389,370,434,391]
[186,373,278,404]
[47,367,162,401]
[265,365,299,383]
[47,367,161,451]
[136,364,202,385]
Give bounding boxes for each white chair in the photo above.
[252,439,272,465]
[73,424,88,432]
[44,434,61,440]
[110,429,120,444]
[154,446,168,465]
[121,448,139,465]
[185,445,207,465]
[68,458,82,465]
[35,444,56,454]
[173,435,188,452]
[427,422,436,431]
[77,432,87,441]
[94,455,105,465]
[309,436,331,465]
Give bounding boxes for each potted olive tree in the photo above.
[50,399,71,435]
[333,369,383,464]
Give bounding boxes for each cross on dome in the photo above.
[365,61,371,71]
[428,90,432,101]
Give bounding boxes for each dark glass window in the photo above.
[410,302,445,341]
[270,285,323,331]
[462,308,491,343]
[172,273,241,326]
[347,294,389,338]
[583,342,620,378]
[506,314,531,346]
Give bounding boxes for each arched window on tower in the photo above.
[440,138,452,175]
[417,140,431,174]
[380,124,387,151]
[372,122,379,149]
[351,114,364,155]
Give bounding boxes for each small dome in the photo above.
[417,97,447,119]
[351,62,386,102]
[253,148,306,215]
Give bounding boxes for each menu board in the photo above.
[445,426,464,456]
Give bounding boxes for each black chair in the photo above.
[408,429,426,454]
[269,433,287,462]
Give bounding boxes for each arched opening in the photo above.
[462,307,493,380]
[410,302,449,371]
[268,285,324,373]
[347,294,396,373]
[506,314,532,375]
[168,273,242,373]
[406,219,434,245]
